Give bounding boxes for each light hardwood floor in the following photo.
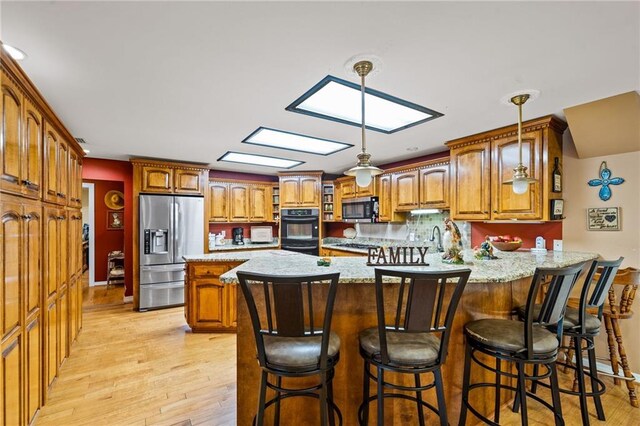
[35,284,638,425]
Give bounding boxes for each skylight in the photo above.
[286,76,443,134]
[243,127,353,156]
[217,151,303,169]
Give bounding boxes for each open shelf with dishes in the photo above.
[272,185,280,222]
[322,182,335,222]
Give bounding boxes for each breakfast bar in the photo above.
[184,249,597,425]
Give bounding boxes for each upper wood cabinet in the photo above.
[209,182,229,222]
[336,176,375,200]
[278,172,322,208]
[22,97,43,199]
[392,170,420,212]
[229,183,249,222]
[68,149,82,208]
[249,185,271,222]
[132,159,209,196]
[419,163,449,208]
[1,72,24,196]
[43,123,60,204]
[449,142,491,220]
[447,115,566,221]
[57,139,69,205]
[491,130,542,220]
[377,174,392,222]
[208,180,274,223]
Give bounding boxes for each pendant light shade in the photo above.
[504,93,537,193]
[345,60,384,187]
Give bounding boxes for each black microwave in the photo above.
[342,196,379,222]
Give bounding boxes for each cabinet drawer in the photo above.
[189,263,233,278]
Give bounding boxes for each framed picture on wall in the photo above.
[107,211,124,230]
[587,207,620,231]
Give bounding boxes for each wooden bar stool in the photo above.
[601,266,639,408]
[517,258,623,426]
[237,271,342,426]
[358,268,471,426]
[459,263,585,426]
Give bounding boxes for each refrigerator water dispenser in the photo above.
[144,229,169,254]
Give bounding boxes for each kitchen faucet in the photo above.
[430,225,444,252]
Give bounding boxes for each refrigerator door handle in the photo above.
[173,201,180,260]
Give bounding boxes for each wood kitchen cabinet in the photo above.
[447,115,566,221]
[132,159,209,196]
[249,185,271,222]
[449,141,492,220]
[419,162,449,209]
[377,174,393,222]
[2,48,84,424]
[392,170,420,211]
[185,261,243,332]
[336,176,375,200]
[278,172,322,208]
[209,182,229,222]
[229,183,249,222]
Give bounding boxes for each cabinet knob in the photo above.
[22,179,33,186]
[483,211,489,214]
[21,214,32,220]
[493,210,498,213]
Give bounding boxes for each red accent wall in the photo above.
[209,170,277,182]
[83,159,134,296]
[323,222,353,238]
[84,179,124,282]
[470,222,563,250]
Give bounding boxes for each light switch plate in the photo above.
[553,240,563,251]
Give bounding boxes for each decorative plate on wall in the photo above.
[104,190,125,210]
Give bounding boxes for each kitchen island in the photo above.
[184,249,597,425]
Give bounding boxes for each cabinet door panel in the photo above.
[249,186,269,222]
[420,165,449,208]
[44,208,59,298]
[491,132,542,219]
[226,284,237,328]
[377,175,392,222]
[279,177,299,207]
[43,124,59,203]
[340,179,356,199]
[192,280,225,327]
[59,214,69,291]
[393,170,419,211]
[209,183,228,222]
[299,177,319,207]
[356,179,375,198]
[69,277,78,342]
[1,74,23,195]
[141,166,173,193]
[45,299,57,388]
[25,318,41,424]
[1,335,23,426]
[229,184,249,222]
[57,140,69,205]
[174,169,204,194]
[24,207,41,317]
[58,288,69,366]
[451,143,491,220]
[68,150,81,207]
[1,203,21,339]
[23,98,43,199]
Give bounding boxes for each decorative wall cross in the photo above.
[588,161,624,201]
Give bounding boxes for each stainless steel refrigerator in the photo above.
[139,194,204,310]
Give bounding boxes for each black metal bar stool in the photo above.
[358,267,471,426]
[237,271,342,426]
[459,263,585,426]
[515,258,623,426]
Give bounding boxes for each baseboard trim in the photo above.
[123,295,133,304]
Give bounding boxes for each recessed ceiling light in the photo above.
[406,146,419,152]
[217,151,304,169]
[286,75,443,134]
[242,127,353,156]
[1,43,27,61]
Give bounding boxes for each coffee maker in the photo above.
[232,227,244,245]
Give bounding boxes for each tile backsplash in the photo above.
[352,213,471,249]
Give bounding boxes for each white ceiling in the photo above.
[2,1,638,175]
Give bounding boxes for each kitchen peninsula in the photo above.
[183,248,597,425]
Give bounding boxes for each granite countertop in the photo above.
[184,249,598,285]
[322,237,437,254]
[209,239,279,251]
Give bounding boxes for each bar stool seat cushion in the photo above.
[465,319,559,354]
[358,328,440,366]
[515,305,601,333]
[263,332,341,371]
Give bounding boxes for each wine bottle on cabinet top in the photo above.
[552,157,562,192]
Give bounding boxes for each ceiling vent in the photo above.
[75,138,87,144]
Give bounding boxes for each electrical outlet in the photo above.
[409,232,415,242]
[553,240,563,251]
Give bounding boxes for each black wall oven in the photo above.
[281,208,319,256]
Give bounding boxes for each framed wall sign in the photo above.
[107,211,124,230]
[551,199,564,220]
[587,207,620,231]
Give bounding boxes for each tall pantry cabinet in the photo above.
[1,49,84,424]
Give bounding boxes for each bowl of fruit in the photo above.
[488,235,523,251]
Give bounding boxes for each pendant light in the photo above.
[344,60,383,187]
[504,94,537,194]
